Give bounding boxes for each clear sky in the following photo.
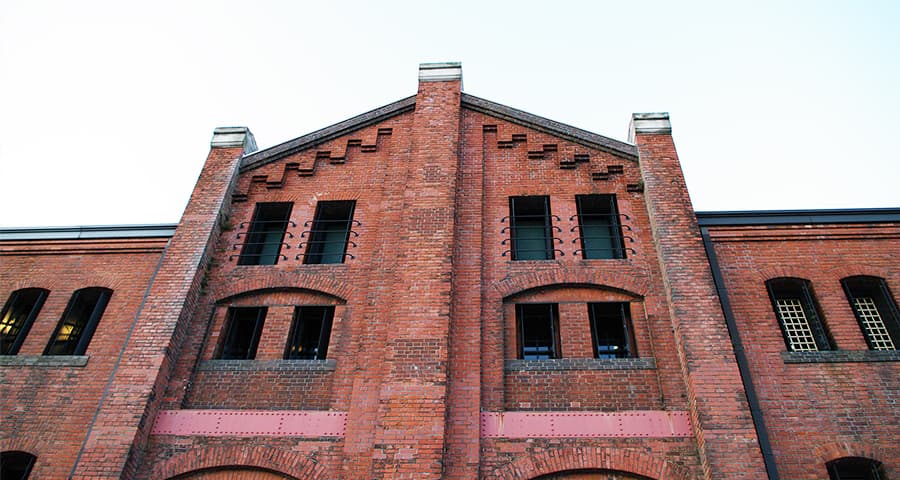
[1,1,898,227]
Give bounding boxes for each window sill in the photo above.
[198,359,337,372]
[504,357,655,371]
[781,350,900,364]
[0,355,89,367]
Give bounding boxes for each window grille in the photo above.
[574,195,627,259]
[285,306,334,360]
[45,287,111,356]
[237,203,293,265]
[766,278,832,351]
[842,276,900,351]
[775,298,819,352]
[507,196,555,260]
[0,288,48,355]
[302,201,357,264]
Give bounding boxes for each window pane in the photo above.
[1,289,48,355]
[827,457,885,480]
[304,201,355,264]
[843,277,900,351]
[767,278,831,351]
[576,195,625,259]
[219,307,266,359]
[589,302,633,358]
[285,306,334,359]
[45,288,111,356]
[1,451,37,480]
[238,203,293,266]
[510,196,553,261]
[517,304,558,359]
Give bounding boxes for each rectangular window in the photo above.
[588,302,635,358]
[842,277,900,351]
[304,200,356,264]
[767,278,832,352]
[509,196,554,260]
[218,307,267,359]
[45,287,111,356]
[238,202,293,266]
[576,194,625,259]
[284,306,335,360]
[516,303,560,359]
[1,288,48,355]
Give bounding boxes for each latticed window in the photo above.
[303,201,356,264]
[842,276,900,351]
[766,278,832,351]
[45,287,111,356]
[508,196,554,260]
[1,288,48,355]
[238,202,293,265]
[575,194,626,259]
[516,303,560,359]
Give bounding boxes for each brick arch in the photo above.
[151,445,331,480]
[491,447,691,480]
[815,441,889,465]
[491,266,650,300]
[212,271,354,303]
[828,265,896,283]
[754,267,815,283]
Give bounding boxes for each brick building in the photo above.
[1,63,897,479]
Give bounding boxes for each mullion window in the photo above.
[284,306,335,360]
[219,307,267,359]
[45,288,111,356]
[304,201,355,264]
[589,302,635,358]
[516,303,560,359]
[576,194,625,259]
[1,288,48,355]
[238,203,293,266]
[510,196,553,260]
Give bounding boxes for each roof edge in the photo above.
[461,93,639,161]
[240,95,417,172]
[697,208,900,227]
[0,224,177,241]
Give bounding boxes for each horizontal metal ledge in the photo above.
[481,410,691,438]
[0,355,89,367]
[781,350,900,363]
[152,409,347,437]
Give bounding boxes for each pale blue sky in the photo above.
[1,1,898,227]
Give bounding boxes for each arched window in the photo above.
[44,287,112,356]
[766,278,832,351]
[1,451,36,479]
[1,288,49,355]
[827,457,886,480]
[842,276,900,350]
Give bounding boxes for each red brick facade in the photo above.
[1,63,897,479]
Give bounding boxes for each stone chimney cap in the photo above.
[419,62,463,83]
[628,112,671,142]
[211,126,258,154]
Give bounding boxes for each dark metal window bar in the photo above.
[504,196,559,260]
[297,201,358,264]
[572,195,630,259]
[235,203,294,265]
[1,288,48,355]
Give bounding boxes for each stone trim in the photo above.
[781,350,900,363]
[504,357,655,371]
[0,355,89,367]
[197,359,337,372]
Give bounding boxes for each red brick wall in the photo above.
[707,223,900,479]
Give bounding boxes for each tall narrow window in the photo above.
[576,194,625,259]
[766,278,832,352]
[842,276,900,351]
[238,202,293,265]
[1,288,48,355]
[218,307,267,360]
[516,303,560,359]
[509,196,553,260]
[304,200,356,264]
[827,457,886,480]
[589,302,636,358]
[1,451,37,480]
[44,288,111,356]
[284,306,335,360]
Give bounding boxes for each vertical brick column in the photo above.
[631,113,767,479]
[69,128,255,479]
[369,63,462,478]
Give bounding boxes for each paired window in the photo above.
[303,200,356,264]
[766,278,832,352]
[575,194,626,259]
[516,302,635,360]
[1,451,36,480]
[217,305,335,360]
[238,202,293,265]
[1,288,48,355]
[508,196,554,260]
[45,287,111,356]
[842,276,900,351]
[827,457,886,480]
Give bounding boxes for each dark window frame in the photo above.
[516,303,561,360]
[44,287,112,356]
[303,200,356,265]
[509,196,554,261]
[827,457,886,480]
[588,302,636,359]
[1,288,49,355]
[575,194,626,259]
[842,276,900,351]
[284,305,335,360]
[237,202,293,266]
[766,278,832,352]
[217,307,267,360]
[1,450,37,480]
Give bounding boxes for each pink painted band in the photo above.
[151,410,347,437]
[480,410,692,438]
